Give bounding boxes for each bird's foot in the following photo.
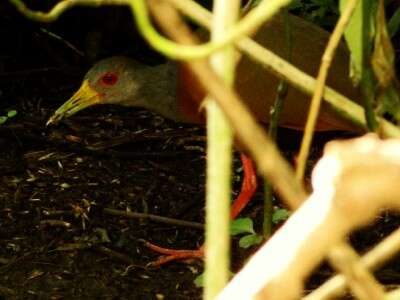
[142,240,204,267]
[141,154,257,267]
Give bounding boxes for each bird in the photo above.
[47,13,360,265]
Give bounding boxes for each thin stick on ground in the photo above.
[103,208,204,230]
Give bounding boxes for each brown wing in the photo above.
[235,13,361,131]
[176,13,361,131]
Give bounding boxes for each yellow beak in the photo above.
[47,80,100,125]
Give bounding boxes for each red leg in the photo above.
[230,154,258,219]
[143,153,257,267]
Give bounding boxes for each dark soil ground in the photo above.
[1,2,400,299]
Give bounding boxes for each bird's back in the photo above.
[177,13,361,131]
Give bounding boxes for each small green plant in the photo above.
[230,218,263,249]
[194,273,204,288]
[0,110,17,124]
[194,212,290,286]
[272,208,290,224]
[194,218,263,287]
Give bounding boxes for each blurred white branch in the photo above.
[217,134,400,300]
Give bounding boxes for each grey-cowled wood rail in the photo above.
[47,13,360,265]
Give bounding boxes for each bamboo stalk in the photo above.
[204,0,240,299]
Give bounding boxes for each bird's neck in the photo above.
[122,61,204,124]
[122,62,187,123]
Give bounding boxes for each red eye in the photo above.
[100,72,118,86]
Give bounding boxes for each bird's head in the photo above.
[47,56,144,125]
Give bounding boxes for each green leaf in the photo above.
[388,7,400,37]
[7,110,17,118]
[372,0,395,89]
[272,208,290,224]
[194,273,204,287]
[376,86,400,122]
[370,0,400,124]
[230,218,255,236]
[0,116,8,124]
[239,234,263,249]
[340,0,376,84]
